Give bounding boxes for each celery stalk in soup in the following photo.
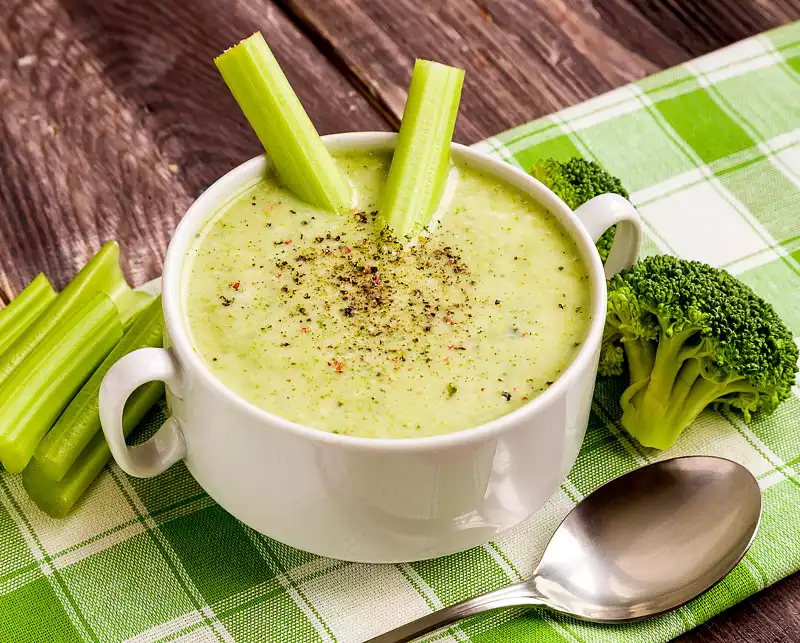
[378,59,464,239]
[215,32,353,214]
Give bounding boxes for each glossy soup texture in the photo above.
[184,153,591,438]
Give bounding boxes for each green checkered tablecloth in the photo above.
[3,22,800,643]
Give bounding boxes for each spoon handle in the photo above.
[364,581,545,643]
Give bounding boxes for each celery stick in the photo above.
[215,32,352,214]
[116,290,156,330]
[0,242,129,389]
[0,293,123,473]
[34,296,163,482]
[378,59,464,239]
[0,274,56,356]
[22,383,164,518]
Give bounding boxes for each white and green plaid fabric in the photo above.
[2,22,800,643]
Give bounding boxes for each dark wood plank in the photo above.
[593,0,800,63]
[278,0,649,143]
[0,0,388,299]
[679,574,800,642]
[278,0,800,143]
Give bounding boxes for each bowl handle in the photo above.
[573,193,643,278]
[99,347,186,478]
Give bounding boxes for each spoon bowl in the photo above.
[533,455,762,621]
[368,456,762,642]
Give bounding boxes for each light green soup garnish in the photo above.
[184,153,591,438]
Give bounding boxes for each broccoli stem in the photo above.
[676,372,728,423]
[622,339,655,387]
[619,339,653,409]
[620,341,755,449]
[620,330,716,448]
[649,327,697,397]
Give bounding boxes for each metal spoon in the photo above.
[367,455,761,643]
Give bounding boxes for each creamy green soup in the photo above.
[184,153,591,438]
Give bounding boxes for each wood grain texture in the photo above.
[0,0,388,299]
[679,574,800,642]
[594,0,800,63]
[279,0,800,143]
[278,0,649,143]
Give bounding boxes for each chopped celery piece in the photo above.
[23,384,164,518]
[116,290,156,330]
[0,293,123,473]
[378,59,464,239]
[34,296,163,482]
[0,274,56,356]
[0,242,129,389]
[215,32,352,214]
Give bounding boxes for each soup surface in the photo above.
[184,153,591,438]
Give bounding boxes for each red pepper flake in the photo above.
[343,246,352,254]
[275,273,281,278]
[283,239,293,245]
[301,327,309,334]
[521,332,528,337]
[231,281,240,290]
[265,203,276,212]
[443,357,450,364]
[447,344,455,349]
[331,359,344,373]
[513,387,518,392]
[373,274,381,285]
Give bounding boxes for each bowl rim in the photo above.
[162,131,607,453]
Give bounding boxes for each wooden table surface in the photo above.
[2,1,800,640]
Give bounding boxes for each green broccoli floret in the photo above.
[530,158,629,263]
[600,255,798,450]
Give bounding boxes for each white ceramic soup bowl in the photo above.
[99,132,642,563]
